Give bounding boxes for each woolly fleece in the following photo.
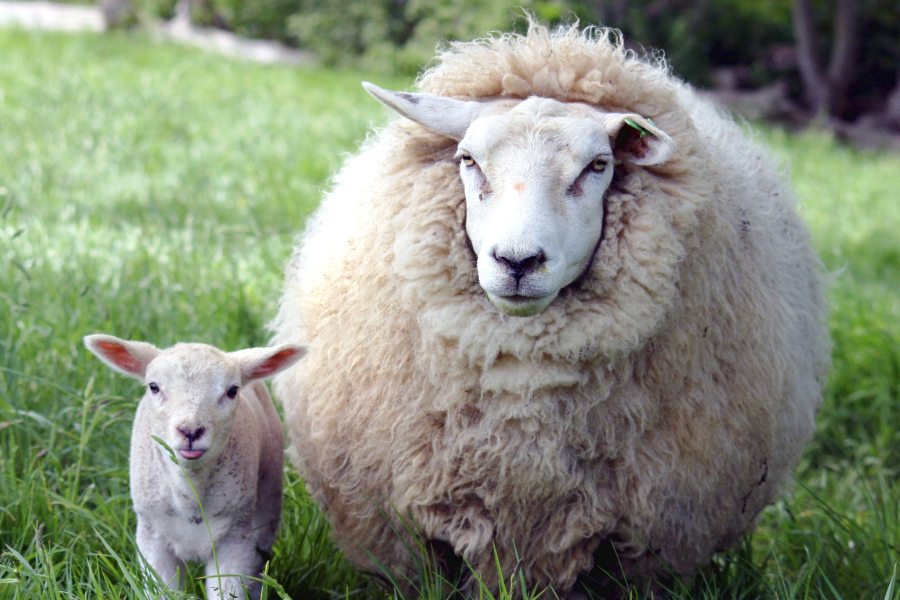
[270,22,829,596]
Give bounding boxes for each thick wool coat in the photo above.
[270,22,829,595]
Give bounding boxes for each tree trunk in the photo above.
[792,0,860,118]
[826,0,859,117]
[886,68,900,126]
[792,0,829,114]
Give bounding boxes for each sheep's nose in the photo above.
[177,426,205,443]
[491,247,546,280]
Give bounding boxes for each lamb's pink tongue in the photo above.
[180,449,204,460]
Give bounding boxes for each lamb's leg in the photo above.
[204,535,264,600]
[135,518,186,591]
[249,381,283,555]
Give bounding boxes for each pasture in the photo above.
[1,28,899,599]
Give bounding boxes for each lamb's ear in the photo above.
[232,344,307,384]
[83,334,160,380]
[363,82,494,141]
[603,113,676,166]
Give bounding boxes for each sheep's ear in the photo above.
[363,82,495,141]
[602,113,676,166]
[83,334,160,380]
[232,344,307,383]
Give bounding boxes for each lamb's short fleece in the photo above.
[270,21,829,596]
[84,335,304,600]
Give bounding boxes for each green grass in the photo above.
[1,28,899,600]
[0,28,382,600]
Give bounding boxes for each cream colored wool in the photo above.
[270,22,829,596]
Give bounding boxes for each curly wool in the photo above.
[270,22,829,596]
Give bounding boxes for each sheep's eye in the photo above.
[148,383,160,394]
[460,154,475,167]
[226,385,239,399]
[590,157,608,172]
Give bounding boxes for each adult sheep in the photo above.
[270,21,829,597]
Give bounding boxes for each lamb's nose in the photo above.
[492,248,547,280]
[177,426,205,443]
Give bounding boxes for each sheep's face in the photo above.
[83,335,306,470]
[142,345,243,470]
[363,84,676,316]
[458,99,622,316]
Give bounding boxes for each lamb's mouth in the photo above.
[487,291,557,317]
[179,449,205,460]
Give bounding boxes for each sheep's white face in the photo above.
[458,100,618,316]
[363,84,676,317]
[83,335,305,470]
[142,345,242,470]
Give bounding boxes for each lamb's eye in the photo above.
[148,383,160,394]
[226,385,239,399]
[461,154,475,167]
[590,157,608,172]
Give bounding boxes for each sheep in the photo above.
[83,334,305,600]
[269,21,829,597]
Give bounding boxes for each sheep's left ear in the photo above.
[232,344,307,383]
[602,114,676,166]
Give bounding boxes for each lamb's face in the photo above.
[362,83,676,317]
[141,345,242,471]
[84,334,305,473]
[458,99,616,316]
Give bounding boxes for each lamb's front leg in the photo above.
[204,533,264,600]
[135,517,187,592]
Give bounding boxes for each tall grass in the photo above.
[0,28,382,599]
[0,28,899,599]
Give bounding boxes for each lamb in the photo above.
[269,21,829,597]
[83,334,304,600]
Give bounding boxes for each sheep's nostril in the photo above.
[493,248,547,280]
[178,426,205,444]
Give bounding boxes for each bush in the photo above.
[129,0,899,119]
[202,0,305,42]
[585,0,899,117]
[585,0,795,87]
[134,0,177,20]
[287,0,579,75]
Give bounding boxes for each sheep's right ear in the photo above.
[83,334,160,380]
[363,82,500,141]
[232,344,307,384]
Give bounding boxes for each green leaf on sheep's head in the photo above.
[624,118,650,138]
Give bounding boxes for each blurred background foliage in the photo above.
[122,0,900,126]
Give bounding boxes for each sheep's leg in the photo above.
[249,381,283,555]
[135,518,186,592]
[204,535,264,600]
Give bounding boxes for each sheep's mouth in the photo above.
[487,291,557,317]
[179,449,205,460]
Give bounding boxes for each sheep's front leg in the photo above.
[204,534,264,600]
[135,517,186,592]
